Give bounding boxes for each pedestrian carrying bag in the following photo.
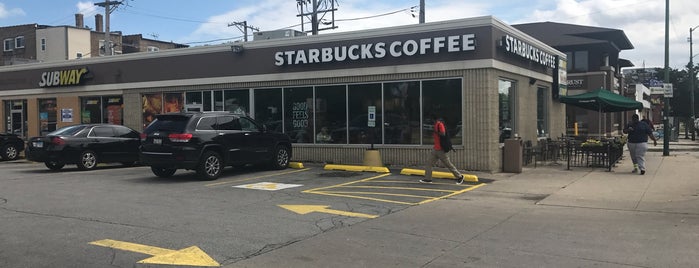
[439,126,453,153]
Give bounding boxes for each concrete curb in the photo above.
[400,168,479,182]
[323,164,390,173]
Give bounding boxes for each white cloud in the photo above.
[0,3,25,18]
[516,0,697,69]
[76,1,98,17]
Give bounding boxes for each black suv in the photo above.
[139,112,292,180]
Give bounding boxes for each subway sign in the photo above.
[38,67,89,87]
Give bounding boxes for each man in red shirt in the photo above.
[420,116,464,184]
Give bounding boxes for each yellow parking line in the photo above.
[336,185,457,193]
[306,191,417,205]
[303,173,391,192]
[417,183,487,205]
[205,168,310,187]
[319,190,439,199]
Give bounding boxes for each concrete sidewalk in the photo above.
[227,139,699,267]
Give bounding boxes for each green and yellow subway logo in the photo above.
[38,68,89,87]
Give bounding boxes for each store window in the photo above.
[315,85,346,144]
[142,93,163,127]
[38,98,57,136]
[224,89,249,116]
[384,81,420,144]
[254,88,282,132]
[573,51,589,72]
[348,83,382,144]
[104,96,123,125]
[498,79,516,143]
[422,79,463,145]
[185,92,203,112]
[163,92,183,113]
[81,97,102,124]
[537,86,548,137]
[81,95,123,125]
[284,87,313,143]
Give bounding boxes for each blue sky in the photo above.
[1,0,697,68]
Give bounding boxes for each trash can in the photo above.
[503,138,523,173]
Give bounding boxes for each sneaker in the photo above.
[456,175,464,185]
[419,179,433,183]
[640,170,646,175]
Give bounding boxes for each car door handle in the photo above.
[245,133,252,136]
[218,133,225,136]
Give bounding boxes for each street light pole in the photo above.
[663,0,670,156]
[690,25,698,141]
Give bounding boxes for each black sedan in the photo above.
[26,124,141,170]
[0,132,25,161]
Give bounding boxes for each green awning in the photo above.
[559,89,643,113]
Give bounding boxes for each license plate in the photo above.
[33,141,43,148]
[153,139,162,145]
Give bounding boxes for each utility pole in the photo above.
[296,0,337,35]
[690,25,699,141]
[419,0,425,24]
[94,0,123,56]
[228,21,259,42]
[662,0,670,155]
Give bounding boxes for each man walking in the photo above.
[420,116,465,184]
[623,114,657,175]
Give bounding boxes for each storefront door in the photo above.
[10,109,24,137]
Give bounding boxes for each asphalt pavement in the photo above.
[228,138,699,268]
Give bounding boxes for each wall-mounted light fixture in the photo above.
[231,45,244,54]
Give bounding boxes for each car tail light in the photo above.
[140,133,147,141]
[168,133,192,143]
[51,137,65,145]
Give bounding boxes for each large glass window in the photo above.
[81,97,102,124]
[163,92,183,113]
[315,85,346,144]
[254,88,282,132]
[104,96,123,125]
[537,87,548,137]
[498,79,516,143]
[348,83,382,144]
[384,81,420,144]
[142,93,163,127]
[38,98,57,136]
[284,87,313,143]
[573,51,588,72]
[422,79,462,145]
[224,89,249,116]
[185,92,203,112]
[82,95,123,125]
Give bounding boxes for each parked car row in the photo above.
[9,112,292,180]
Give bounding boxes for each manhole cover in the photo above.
[318,171,363,178]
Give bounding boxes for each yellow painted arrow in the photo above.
[279,205,378,218]
[89,239,220,267]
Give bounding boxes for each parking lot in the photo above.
[0,160,483,267]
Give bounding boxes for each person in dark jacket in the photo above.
[623,114,657,175]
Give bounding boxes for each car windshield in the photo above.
[48,125,88,136]
[145,115,190,133]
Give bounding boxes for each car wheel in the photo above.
[2,144,19,160]
[197,151,222,180]
[77,150,98,170]
[269,145,290,170]
[151,166,177,178]
[45,161,65,170]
